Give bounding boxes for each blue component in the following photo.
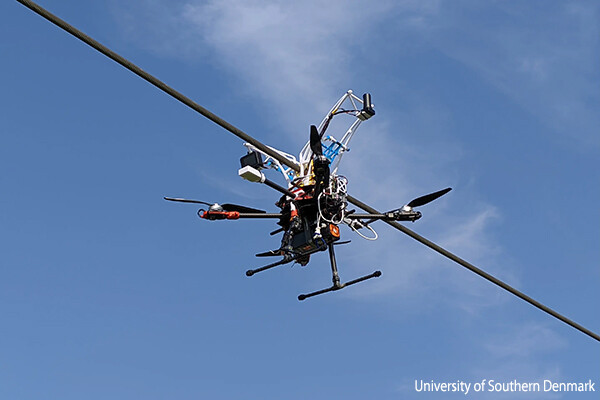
[322,141,346,163]
[313,234,327,250]
[265,159,295,181]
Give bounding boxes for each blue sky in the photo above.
[1,1,599,399]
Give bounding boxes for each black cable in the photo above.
[346,195,600,342]
[14,0,301,174]
[332,109,359,115]
[16,0,599,342]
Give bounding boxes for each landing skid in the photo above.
[298,243,381,301]
[246,243,381,300]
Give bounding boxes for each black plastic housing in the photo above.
[240,151,263,169]
[359,93,375,120]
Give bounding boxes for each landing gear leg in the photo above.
[329,243,342,288]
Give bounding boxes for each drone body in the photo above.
[166,90,452,300]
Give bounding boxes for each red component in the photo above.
[199,210,239,220]
[226,211,240,220]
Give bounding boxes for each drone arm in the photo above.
[345,212,421,223]
[237,213,283,219]
[199,210,282,220]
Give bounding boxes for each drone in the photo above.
[16,0,599,340]
[165,91,452,300]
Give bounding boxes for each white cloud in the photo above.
[484,323,567,358]
[113,0,446,137]
[178,0,397,136]
[414,1,600,149]
[470,323,567,399]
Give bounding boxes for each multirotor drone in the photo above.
[166,91,452,300]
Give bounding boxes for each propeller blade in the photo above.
[310,125,323,156]
[164,197,264,213]
[164,197,213,206]
[407,187,452,208]
[255,249,283,257]
[221,204,266,213]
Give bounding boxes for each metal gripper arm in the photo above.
[297,244,381,301]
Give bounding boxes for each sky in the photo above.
[1,0,599,399]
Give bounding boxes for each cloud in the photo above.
[470,323,567,399]
[178,0,400,137]
[484,323,567,358]
[412,1,600,149]
[109,0,203,59]
[112,1,446,137]
[113,0,600,149]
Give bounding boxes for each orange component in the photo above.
[226,211,240,220]
[329,224,340,238]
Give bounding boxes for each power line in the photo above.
[15,0,599,342]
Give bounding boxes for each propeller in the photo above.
[163,197,266,213]
[164,197,212,206]
[310,125,323,156]
[406,187,452,208]
[360,187,452,226]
